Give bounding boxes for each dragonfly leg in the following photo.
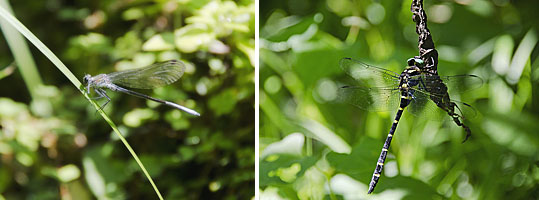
[91,95,105,100]
[453,116,471,143]
[95,88,111,110]
[448,102,471,143]
[87,87,106,100]
[409,78,427,100]
[419,78,427,91]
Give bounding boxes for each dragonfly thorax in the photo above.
[85,74,112,88]
[398,65,421,90]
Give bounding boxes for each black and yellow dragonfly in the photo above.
[338,57,483,194]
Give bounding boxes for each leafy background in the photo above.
[260,0,538,199]
[0,0,254,199]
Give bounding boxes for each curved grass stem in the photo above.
[0,5,163,200]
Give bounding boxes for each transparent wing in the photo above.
[337,85,401,112]
[340,58,400,87]
[338,82,478,121]
[107,60,185,89]
[338,58,401,112]
[407,87,478,121]
[403,73,481,120]
[337,58,481,120]
[451,100,478,119]
[418,74,483,95]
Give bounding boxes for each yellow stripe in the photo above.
[401,96,406,99]
[377,162,384,166]
[382,148,388,151]
[388,133,393,137]
[399,107,404,110]
[394,120,398,123]
[374,173,380,177]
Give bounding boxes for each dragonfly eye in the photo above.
[414,58,425,67]
[407,58,415,66]
[83,75,90,84]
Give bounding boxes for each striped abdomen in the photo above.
[367,90,412,194]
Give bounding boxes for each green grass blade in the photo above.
[0,62,15,80]
[0,0,42,98]
[0,5,164,200]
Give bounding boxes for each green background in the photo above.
[260,0,538,199]
[0,0,254,199]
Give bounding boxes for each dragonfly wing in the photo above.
[338,58,401,112]
[407,88,446,119]
[337,85,400,112]
[449,100,478,119]
[403,74,481,120]
[108,60,185,89]
[407,87,478,121]
[340,58,400,87]
[422,74,483,95]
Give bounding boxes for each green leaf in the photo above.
[300,119,351,154]
[142,33,175,51]
[327,138,440,197]
[293,48,343,87]
[208,88,238,116]
[122,108,158,127]
[174,24,215,53]
[327,138,381,183]
[57,164,81,183]
[114,31,142,59]
[260,154,318,187]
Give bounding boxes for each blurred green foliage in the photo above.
[0,0,254,199]
[260,0,538,199]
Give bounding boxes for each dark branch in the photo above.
[411,0,438,74]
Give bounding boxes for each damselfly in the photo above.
[83,60,200,116]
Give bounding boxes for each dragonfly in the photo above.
[338,57,482,194]
[83,60,200,116]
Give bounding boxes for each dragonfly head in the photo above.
[407,57,424,66]
[83,74,91,84]
[83,74,92,93]
[407,58,414,66]
[407,57,426,69]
